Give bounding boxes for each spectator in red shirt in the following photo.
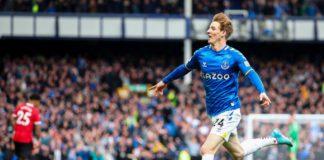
[11,94,41,160]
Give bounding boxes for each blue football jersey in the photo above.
[185,45,253,116]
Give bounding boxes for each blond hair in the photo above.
[212,13,233,39]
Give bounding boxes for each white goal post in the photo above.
[244,114,324,160]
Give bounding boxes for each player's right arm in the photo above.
[11,106,20,127]
[11,114,17,127]
[148,64,191,96]
[148,50,200,96]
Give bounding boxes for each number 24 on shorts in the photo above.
[214,118,224,128]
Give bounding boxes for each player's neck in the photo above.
[29,100,39,107]
[211,41,226,52]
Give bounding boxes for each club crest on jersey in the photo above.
[202,62,207,67]
[221,61,229,70]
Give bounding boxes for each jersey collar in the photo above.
[209,44,228,53]
[26,103,34,107]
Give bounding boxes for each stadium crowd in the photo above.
[0,52,323,160]
[0,0,323,17]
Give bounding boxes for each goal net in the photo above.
[243,114,324,160]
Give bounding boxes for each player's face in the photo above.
[207,21,226,44]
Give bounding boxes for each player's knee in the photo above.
[200,145,213,156]
[200,147,207,156]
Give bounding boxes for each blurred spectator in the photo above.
[0,0,183,14]
[0,0,322,16]
[0,51,323,160]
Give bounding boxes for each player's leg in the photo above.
[224,133,281,159]
[289,151,297,160]
[240,129,293,156]
[223,129,293,158]
[201,108,241,160]
[288,140,298,160]
[14,142,24,160]
[14,142,32,160]
[200,133,224,160]
[223,134,245,160]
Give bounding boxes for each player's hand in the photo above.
[259,93,271,106]
[33,138,40,147]
[148,81,167,96]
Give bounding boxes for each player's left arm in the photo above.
[33,109,41,139]
[235,52,271,106]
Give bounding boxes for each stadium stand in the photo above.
[0,0,323,16]
[0,49,323,160]
[0,0,323,159]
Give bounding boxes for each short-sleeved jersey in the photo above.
[12,103,41,143]
[186,45,253,116]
